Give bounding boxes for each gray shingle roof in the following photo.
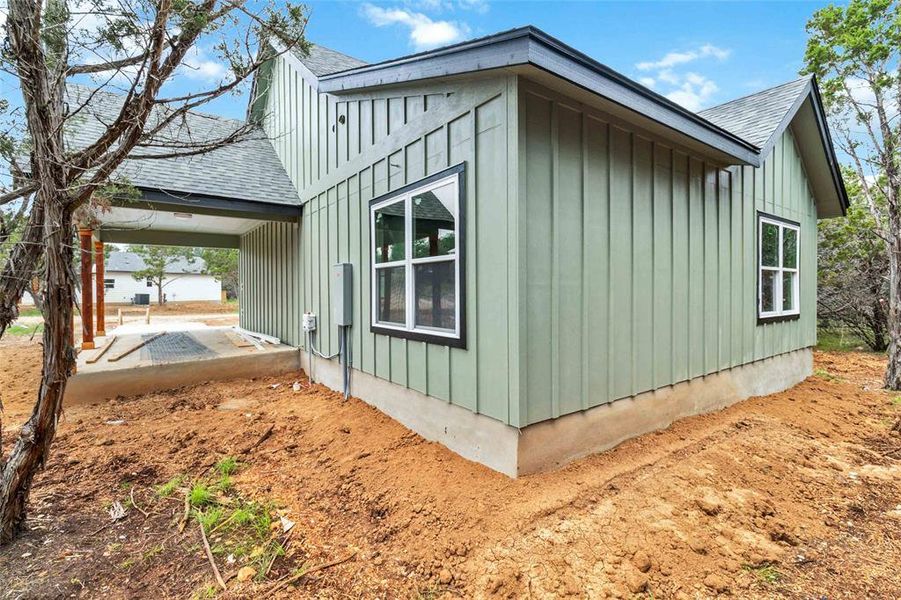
[65,85,299,206]
[293,44,367,77]
[698,77,812,148]
[107,251,206,274]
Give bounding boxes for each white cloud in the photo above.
[181,46,227,83]
[665,72,719,111]
[636,43,730,71]
[361,4,469,51]
[634,43,730,111]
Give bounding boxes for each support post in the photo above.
[79,228,94,350]
[94,240,105,336]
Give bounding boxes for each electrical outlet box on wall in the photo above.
[332,263,353,327]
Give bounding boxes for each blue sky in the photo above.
[197,0,830,120]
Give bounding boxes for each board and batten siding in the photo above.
[517,80,817,426]
[239,221,303,347]
[246,54,522,425]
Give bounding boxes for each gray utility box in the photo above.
[331,263,353,326]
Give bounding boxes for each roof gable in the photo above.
[699,77,811,150]
[701,77,847,217]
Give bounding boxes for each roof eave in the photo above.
[318,27,761,166]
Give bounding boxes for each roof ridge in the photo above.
[699,75,812,113]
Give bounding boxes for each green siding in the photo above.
[241,65,820,431]
[250,55,520,423]
[239,221,302,347]
[517,80,817,426]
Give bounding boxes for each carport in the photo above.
[67,84,301,350]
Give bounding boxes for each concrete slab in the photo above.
[66,324,300,404]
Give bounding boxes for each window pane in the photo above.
[783,228,797,269]
[761,270,776,313]
[414,261,455,330]
[413,182,456,259]
[782,271,795,312]
[761,222,779,267]
[376,266,406,325]
[374,201,406,263]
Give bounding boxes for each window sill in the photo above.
[371,324,466,349]
[757,313,800,325]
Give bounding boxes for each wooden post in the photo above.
[94,240,105,336]
[78,228,94,350]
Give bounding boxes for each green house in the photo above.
[91,28,849,476]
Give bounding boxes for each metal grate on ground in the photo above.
[139,332,217,365]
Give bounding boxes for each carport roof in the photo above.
[65,85,299,207]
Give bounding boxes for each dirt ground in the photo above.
[0,336,899,599]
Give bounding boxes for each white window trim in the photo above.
[758,215,800,320]
[370,171,462,342]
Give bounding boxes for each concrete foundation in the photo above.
[306,347,813,477]
[65,327,300,405]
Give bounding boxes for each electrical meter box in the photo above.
[331,263,353,326]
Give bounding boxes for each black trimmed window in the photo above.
[369,164,465,347]
[104,278,115,289]
[758,213,800,322]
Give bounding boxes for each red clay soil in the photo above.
[0,336,899,599]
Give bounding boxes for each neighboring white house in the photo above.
[19,251,221,306]
[99,251,221,304]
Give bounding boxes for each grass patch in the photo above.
[816,329,877,353]
[813,368,843,382]
[744,563,783,584]
[5,323,43,337]
[158,460,287,583]
[191,584,219,600]
[189,483,215,508]
[155,476,183,498]
[891,396,901,407]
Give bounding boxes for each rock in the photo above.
[688,537,708,554]
[95,438,113,447]
[626,571,649,594]
[632,550,652,573]
[237,566,257,582]
[704,573,729,593]
[438,569,453,585]
[696,495,722,516]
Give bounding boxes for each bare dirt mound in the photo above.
[1,338,899,598]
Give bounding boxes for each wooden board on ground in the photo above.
[86,336,118,364]
[108,332,166,362]
[225,331,254,348]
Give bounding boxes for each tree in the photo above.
[200,247,239,299]
[818,170,890,351]
[0,0,309,543]
[128,245,196,305]
[803,0,901,387]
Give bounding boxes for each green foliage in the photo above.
[818,170,889,351]
[744,563,784,584]
[127,245,197,305]
[156,475,183,498]
[189,483,214,507]
[216,456,239,477]
[200,248,239,299]
[816,328,873,352]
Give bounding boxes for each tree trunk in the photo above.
[0,200,45,335]
[885,237,901,389]
[0,198,75,544]
[157,282,164,305]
